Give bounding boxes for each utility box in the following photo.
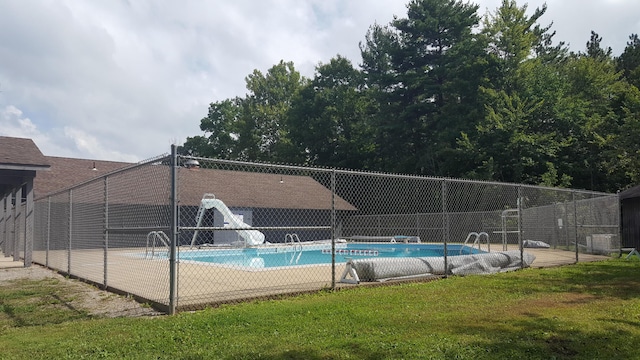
[586,234,617,254]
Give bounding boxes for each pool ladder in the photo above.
[284,233,303,264]
[461,232,490,254]
[284,233,302,251]
[145,231,170,259]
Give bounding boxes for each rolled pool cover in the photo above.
[348,250,536,282]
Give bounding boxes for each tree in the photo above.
[613,85,640,187]
[461,0,572,186]
[481,0,551,91]
[360,0,483,176]
[586,30,612,61]
[288,56,374,168]
[183,61,305,162]
[183,0,639,193]
[556,32,633,191]
[359,23,407,172]
[618,33,640,89]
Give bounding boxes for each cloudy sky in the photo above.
[1,0,639,162]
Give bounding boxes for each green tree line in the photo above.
[182,0,640,193]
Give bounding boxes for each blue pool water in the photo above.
[175,243,485,269]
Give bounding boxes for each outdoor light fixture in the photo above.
[185,159,200,169]
[92,162,97,171]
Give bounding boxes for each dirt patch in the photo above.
[509,292,599,317]
[0,265,164,318]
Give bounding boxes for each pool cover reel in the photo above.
[342,250,536,283]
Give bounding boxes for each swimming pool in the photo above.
[174,243,486,269]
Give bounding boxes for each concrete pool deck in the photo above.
[0,255,24,269]
[11,244,611,311]
[30,247,352,311]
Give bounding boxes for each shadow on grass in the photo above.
[443,259,640,359]
[223,346,388,360]
[447,313,637,359]
[497,259,640,300]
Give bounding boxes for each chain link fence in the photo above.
[31,156,173,312]
[25,146,619,314]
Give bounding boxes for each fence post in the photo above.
[7,192,14,258]
[0,196,5,256]
[517,186,523,269]
[617,193,622,256]
[169,145,179,315]
[46,196,51,268]
[68,189,72,275]
[442,180,449,276]
[24,179,33,267]
[573,191,579,263]
[331,169,336,289]
[1,196,6,256]
[13,187,22,262]
[103,176,109,289]
[0,197,4,255]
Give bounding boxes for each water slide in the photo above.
[190,194,265,248]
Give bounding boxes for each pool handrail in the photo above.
[284,233,302,252]
[461,232,490,254]
[146,231,170,259]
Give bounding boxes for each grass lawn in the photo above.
[1,258,639,359]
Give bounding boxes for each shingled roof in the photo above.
[34,156,132,198]
[179,168,356,211]
[34,157,356,211]
[0,136,51,197]
[0,136,50,170]
[619,185,640,201]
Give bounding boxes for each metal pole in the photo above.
[573,191,579,263]
[0,196,5,256]
[12,187,21,262]
[8,191,15,258]
[68,189,72,275]
[169,145,178,315]
[1,196,6,256]
[331,169,336,289]
[24,179,34,267]
[617,194,622,257]
[103,176,109,289]
[46,196,50,268]
[442,180,449,277]
[517,186,523,269]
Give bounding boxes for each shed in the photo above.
[619,185,640,250]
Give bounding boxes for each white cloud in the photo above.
[1,105,38,136]
[0,104,137,161]
[0,0,638,162]
[0,105,71,157]
[63,127,139,162]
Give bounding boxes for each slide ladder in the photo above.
[496,209,519,251]
[146,231,170,259]
[190,193,215,248]
[461,232,490,254]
